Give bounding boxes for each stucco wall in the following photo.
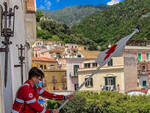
[44,70,67,91]
[0,1,26,112]
[78,68,124,92]
[124,53,138,92]
[66,58,83,90]
[0,0,36,112]
[0,65,4,113]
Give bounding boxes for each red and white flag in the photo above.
[96,28,139,66]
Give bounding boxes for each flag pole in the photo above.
[58,62,105,111]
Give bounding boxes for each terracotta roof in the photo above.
[80,50,100,59]
[42,47,65,53]
[50,49,64,53]
[32,57,57,63]
[26,0,36,13]
[84,58,97,60]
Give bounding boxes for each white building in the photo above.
[0,0,36,112]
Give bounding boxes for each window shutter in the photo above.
[90,78,93,86]
[138,53,141,61]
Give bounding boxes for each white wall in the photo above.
[0,0,30,112]
[0,64,4,113]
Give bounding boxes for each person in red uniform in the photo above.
[12,67,72,113]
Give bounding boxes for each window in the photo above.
[92,63,97,67]
[105,77,116,90]
[146,53,149,61]
[108,59,113,66]
[138,53,141,61]
[74,83,79,90]
[77,54,81,58]
[61,75,66,83]
[35,51,38,57]
[62,84,66,90]
[74,65,79,76]
[85,78,93,87]
[53,86,56,90]
[143,81,146,86]
[56,53,61,58]
[142,66,146,72]
[40,65,43,70]
[44,65,46,70]
[74,50,77,53]
[84,63,90,68]
[67,49,70,53]
[52,76,57,83]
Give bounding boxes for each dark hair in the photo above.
[28,67,44,80]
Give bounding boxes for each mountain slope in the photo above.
[71,0,150,49]
[42,5,107,25]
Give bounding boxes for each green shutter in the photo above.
[138,53,141,61]
[90,78,93,86]
[105,77,108,85]
[74,65,79,76]
[146,53,149,60]
[143,81,146,86]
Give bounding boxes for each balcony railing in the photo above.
[138,70,150,75]
[101,85,116,91]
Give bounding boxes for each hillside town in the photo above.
[0,0,150,113]
[32,39,150,94]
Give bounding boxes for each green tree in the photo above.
[36,10,44,22]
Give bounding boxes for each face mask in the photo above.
[36,80,43,87]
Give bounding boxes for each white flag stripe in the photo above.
[112,28,139,57]
[96,28,139,65]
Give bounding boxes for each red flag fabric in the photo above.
[96,28,139,66]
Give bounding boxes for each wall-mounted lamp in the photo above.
[14,44,25,84]
[0,2,18,87]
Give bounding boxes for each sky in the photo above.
[36,0,124,11]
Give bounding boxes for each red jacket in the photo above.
[12,80,64,113]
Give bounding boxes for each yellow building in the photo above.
[32,57,67,91]
[32,57,58,70]
[32,39,44,48]
[44,69,67,91]
[78,45,88,51]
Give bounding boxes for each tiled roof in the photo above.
[26,0,36,13]
[80,50,100,59]
[42,47,65,53]
[32,57,57,63]
[33,47,46,51]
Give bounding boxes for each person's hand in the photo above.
[50,109,59,113]
[65,95,74,100]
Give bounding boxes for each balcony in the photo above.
[138,60,150,64]
[78,65,124,72]
[138,70,150,75]
[101,85,116,91]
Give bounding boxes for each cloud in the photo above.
[40,5,45,10]
[107,0,121,5]
[47,1,52,10]
[44,0,48,3]
[56,0,60,2]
